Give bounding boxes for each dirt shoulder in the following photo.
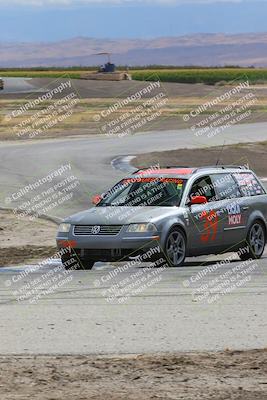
[0,209,57,267]
[133,141,267,177]
[1,350,266,400]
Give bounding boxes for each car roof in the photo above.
[136,167,195,176]
[130,165,252,179]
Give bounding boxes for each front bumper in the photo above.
[56,225,161,259]
[57,224,160,249]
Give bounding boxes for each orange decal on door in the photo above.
[200,210,218,243]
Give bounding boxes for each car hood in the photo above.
[66,206,180,225]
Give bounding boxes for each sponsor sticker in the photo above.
[228,214,242,226]
[227,203,243,226]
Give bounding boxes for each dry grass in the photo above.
[0,93,267,140]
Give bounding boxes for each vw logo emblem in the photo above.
[92,225,101,235]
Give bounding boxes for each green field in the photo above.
[1,67,267,84]
[131,68,267,85]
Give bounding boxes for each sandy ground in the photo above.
[0,350,267,400]
[0,209,57,266]
[133,142,267,177]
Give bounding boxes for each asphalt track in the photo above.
[0,77,47,94]
[1,121,267,219]
[0,253,266,355]
[0,121,267,354]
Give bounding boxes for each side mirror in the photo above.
[92,194,102,206]
[190,196,208,205]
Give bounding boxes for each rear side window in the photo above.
[211,173,241,200]
[233,173,266,197]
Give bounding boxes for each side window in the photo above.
[233,173,266,197]
[211,173,241,200]
[189,176,216,202]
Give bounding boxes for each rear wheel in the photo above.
[61,253,95,270]
[164,227,186,267]
[239,221,266,261]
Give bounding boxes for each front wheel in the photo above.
[164,227,187,267]
[239,221,266,261]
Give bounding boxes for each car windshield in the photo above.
[98,177,187,207]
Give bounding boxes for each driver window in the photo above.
[188,175,216,203]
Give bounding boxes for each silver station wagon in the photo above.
[57,165,267,269]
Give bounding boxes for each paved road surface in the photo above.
[1,121,267,219]
[0,77,227,99]
[0,77,47,94]
[0,122,267,355]
[0,252,266,355]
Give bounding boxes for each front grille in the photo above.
[73,225,123,236]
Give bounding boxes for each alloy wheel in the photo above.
[249,223,265,257]
[166,229,186,267]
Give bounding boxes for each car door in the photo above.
[210,173,245,249]
[186,175,226,254]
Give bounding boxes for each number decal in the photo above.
[200,210,218,242]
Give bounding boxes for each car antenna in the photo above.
[216,141,226,166]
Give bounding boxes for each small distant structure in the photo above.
[83,53,131,81]
[97,53,116,73]
[0,77,4,90]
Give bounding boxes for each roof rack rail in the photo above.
[193,165,248,174]
[132,165,249,176]
[162,166,189,169]
[133,166,189,174]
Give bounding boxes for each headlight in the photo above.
[58,223,71,233]
[127,223,157,233]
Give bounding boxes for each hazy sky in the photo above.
[0,0,266,41]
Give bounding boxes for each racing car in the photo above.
[57,165,267,269]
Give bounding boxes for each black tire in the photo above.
[239,221,266,261]
[164,227,187,267]
[61,254,95,270]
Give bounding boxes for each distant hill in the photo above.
[1,33,267,67]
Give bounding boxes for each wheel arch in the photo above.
[162,223,188,267]
[160,221,188,247]
[250,217,267,243]
[247,212,267,241]
[169,223,187,238]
